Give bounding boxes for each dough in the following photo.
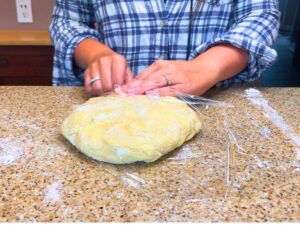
[61,95,201,164]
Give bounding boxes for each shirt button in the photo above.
[157,56,164,60]
[159,20,165,27]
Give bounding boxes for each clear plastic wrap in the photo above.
[61,91,238,219]
[68,89,298,221]
[58,88,300,221]
[1,87,299,222]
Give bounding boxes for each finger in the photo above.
[84,68,92,93]
[145,62,182,85]
[128,67,182,94]
[120,59,178,95]
[91,79,103,96]
[145,84,186,96]
[99,57,113,92]
[89,63,103,96]
[114,66,134,94]
[122,78,144,95]
[120,68,173,95]
[119,61,162,94]
[84,64,103,96]
[135,75,167,94]
[121,76,167,95]
[111,55,127,86]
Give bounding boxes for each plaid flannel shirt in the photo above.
[49,0,280,86]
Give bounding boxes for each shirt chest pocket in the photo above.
[201,0,232,5]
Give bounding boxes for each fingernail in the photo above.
[114,86,122,93]
[114,86,122,92]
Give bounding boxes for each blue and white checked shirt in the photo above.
[49,0,280,87]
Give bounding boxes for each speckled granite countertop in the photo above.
[0,86,299,222]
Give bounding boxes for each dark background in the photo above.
[262,0,300,87]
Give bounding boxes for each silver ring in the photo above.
[89,76,101,86]
[164,75,172,86]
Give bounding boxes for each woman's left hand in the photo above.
[116,59,217,96]
[116,44,248,96]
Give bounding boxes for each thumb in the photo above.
[121,77,144,94]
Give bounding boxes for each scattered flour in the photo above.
[45,181,62,202]
[168,146,202,160]
[251,154,271,169]
[63,208,75,216]
[15,119,40,133]
[260,127,271,139]
[169,162,185,165]
[0,137,23,165]
[186,198,209,203]
[121,173,146,189]
[126,173,146,184]
[121,177,140,189]
[245,88,300,172]
[34,143,69,159]
[296,150,300,172]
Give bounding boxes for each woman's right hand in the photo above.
[74,38,133,96]
[84,53,133,96]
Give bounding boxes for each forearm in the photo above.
[74,38,115,69]
[192,44,248,87]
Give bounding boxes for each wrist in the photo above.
[89,46,115,63]
[190,56,221,87]
[75,38,115,69]
[191,44,248,85]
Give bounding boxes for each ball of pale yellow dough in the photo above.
[61,95,201,164]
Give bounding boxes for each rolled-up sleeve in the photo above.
[49,0,100,86]
[190,0,280,86]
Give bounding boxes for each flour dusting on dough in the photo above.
[115,147,129,158]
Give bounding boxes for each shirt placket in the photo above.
[151,0,170,60]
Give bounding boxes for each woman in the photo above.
[49,0,280,96]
